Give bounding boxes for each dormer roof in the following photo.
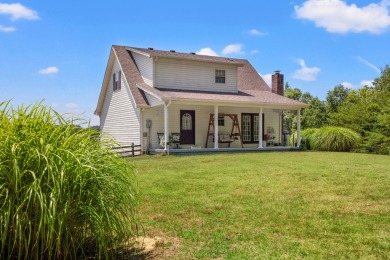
[127,47,246,66]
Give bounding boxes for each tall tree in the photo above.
[326,84,350,114]
[301,97,327,129]
[301,92,314,104]
[374,65,390,136]
[329,66,390,154]
[285,87,302,101]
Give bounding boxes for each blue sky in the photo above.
[1,0,389,126]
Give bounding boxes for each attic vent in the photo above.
[148,47,154,50]
[190,52,196,55]
[170,50,176,53]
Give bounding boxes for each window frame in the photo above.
[181,113,193,130]
[215,69,226,84]
[218,115,225,126]
[113,71,121,91]
[241,113,264,144]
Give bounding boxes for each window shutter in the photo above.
[118,71,121,90]
[113,73,116,91]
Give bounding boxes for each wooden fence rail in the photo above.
[111,143,142,157]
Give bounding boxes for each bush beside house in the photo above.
[291,126,362,152]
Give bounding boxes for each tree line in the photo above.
[284,65,390,155]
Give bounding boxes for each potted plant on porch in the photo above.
[263,133,269,147]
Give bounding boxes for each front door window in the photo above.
[182,113,192,130]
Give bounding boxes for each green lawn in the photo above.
[132,152,390,259]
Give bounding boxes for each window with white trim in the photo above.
[215,70,225,83]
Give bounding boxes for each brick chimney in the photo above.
[272,70,284,96]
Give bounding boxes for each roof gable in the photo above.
[95,46,149,115]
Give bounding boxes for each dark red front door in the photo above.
[180,110,195,144]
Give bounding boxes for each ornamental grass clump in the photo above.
[289,128,317,149]
[300,128,318,150]
[311,126,361,152]
[0,101,138,259]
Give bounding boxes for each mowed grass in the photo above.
[132,152,390,259]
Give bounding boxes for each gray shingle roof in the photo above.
[113,46,149,107]
[128,47,246,66]
[137,83,308,109]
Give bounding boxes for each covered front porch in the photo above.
[141,100,303,154]
[152,145,300,154]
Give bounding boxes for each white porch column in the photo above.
[214,105,219,149]
[164,103,169,151]
[259,107,263,148]
[297,108,301,147]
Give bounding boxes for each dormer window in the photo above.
[215,70,225,83]
[113,71,121,91]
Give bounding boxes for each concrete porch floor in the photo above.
[151,146,299,154]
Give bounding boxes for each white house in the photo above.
[95,45,308,153]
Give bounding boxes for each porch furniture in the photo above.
[205,113,244,148]
[217,131,235,143]
[266,126,276,146]
[157,132,165,148]
[157,132,181,148]
[171,133,181,148]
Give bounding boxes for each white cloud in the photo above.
[341,81,353,89]
[356,56,381,73]
[250,50,259,54]
[0,3,39,20]
[39,66,59,75]
[222,44,244,55]
[196,47,218,56]
[65,103,79,109]
[292,59,320,81]
[259,73,272,87]
[63,103,81,114]
[0,25,15,32]
[248,29,266,36]
[294,0,390,34]
[361,80,374,87]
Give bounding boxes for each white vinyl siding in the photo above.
[144,92,162,107]
[100,59,140,146]
[132,52,154,86]
[155,58,237,93]
[141,104,281,149]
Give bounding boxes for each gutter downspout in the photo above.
[164,100,172,152]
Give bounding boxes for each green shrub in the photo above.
[356,132,390,155]
[0,101,138,259]
[311,126,362,152]
[289,128,317,149]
